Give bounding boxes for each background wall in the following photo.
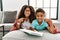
[16,0,28,18]
[2,0,28,18]
[0,0,60,23]
[2,0,28,11]
[58,0,60,21]
[2,0,17,11]
[0,0,28,21]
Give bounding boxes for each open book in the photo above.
[20,29,44,36]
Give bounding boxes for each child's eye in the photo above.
[37,15,39,17]
[41,15,43,17]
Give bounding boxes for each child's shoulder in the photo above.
[44,18,52,23]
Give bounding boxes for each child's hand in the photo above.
[47,26,57,34]
[18,18,24,23]
[29,27,37,31]
[33,30,37,32]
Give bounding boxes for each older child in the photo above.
[32,8,60,34]
[10,5,36,31]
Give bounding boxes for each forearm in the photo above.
[47,26,52,33]
[47,26,57,34]
[29,27,36,31]
[16,22,22,29]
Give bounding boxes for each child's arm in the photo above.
[10,19,20,31]
[16,18,24,29]
[45,19,57,34]
[30,20,37,31]
[29,27,37,31]
[47,26,57,34]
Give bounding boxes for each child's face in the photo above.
[24,7,31,18]
[36,12,45,23]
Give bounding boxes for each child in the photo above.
[10,5,36,31]
[32,8,60,34]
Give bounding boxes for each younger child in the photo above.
[32,8,60,34]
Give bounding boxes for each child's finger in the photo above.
[18,18,24,23]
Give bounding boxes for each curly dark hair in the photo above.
[18,5,36,23]
[36,8,45,14]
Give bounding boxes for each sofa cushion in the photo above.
[3,11,17,23]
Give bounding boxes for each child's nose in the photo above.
[39,17,42,19]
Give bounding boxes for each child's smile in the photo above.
[36,12,45,24]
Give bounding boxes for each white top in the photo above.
[21,20,32,29]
